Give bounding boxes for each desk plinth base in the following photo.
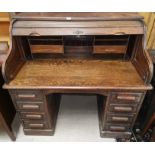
[100,130,131,139]
[23,129,55,136]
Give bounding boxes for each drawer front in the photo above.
[31,45,64,54]
[105,124,131,132]
[16,101,44,112]
[20,112,45,120]
[13,90,44,101]
[108,103,138,113]
[106,114,134,123]
[23,120,49,129]
[110,92,143,103]
[94,45,126,54]
[28,36,63,54]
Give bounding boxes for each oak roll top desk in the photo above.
[2,13,154,139]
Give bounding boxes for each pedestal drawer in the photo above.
[108,103,138,113]
[20,112,45,120]
[16,101,44,112]
[106,114,135,123]
[23,120,49,129]
[110,92,143,103]
[13,90,44,101]
[105,123,131,132]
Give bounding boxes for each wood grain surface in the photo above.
[4,59,149,89]
[11,12,143,21]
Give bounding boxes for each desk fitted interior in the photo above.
[5,59,148,89]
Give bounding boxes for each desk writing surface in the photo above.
[5,59,149,90]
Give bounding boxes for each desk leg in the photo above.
[97,94,107,137]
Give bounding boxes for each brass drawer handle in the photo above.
[114,32,126,35]
[25,114,42,119]
[22,104,39,110]
[17,94,36,98]
[29,32,41,36]
[116,95,136,101]
[28,123,44,128]
[111,116,129,122]
[114,106,132,112]
[110,126,126,131]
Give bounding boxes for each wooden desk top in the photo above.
[4,59,151,90]
[11,12,143,21]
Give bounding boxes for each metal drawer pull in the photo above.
[114,106,132,112]
[114,32,126,35]
[111,116,129,122]
[25,114,42,119]
[22,105,39,109]
[28,123,44,128]
[18,94,36,98]
[117,95,136,101]
[29,32,41,36]
[110,126,125,131]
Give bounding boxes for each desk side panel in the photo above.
[2,21,26,83]
[132,35,153,84]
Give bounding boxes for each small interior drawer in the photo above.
[16,101,44,112]
[93,45,126,54]
[13,90,44,101]
[110,92,143,103]
[106,114,135,123]
[20,112,45,120]
[28,36,63,54]
[108,103,138,113]
[94,35,129,54]
[30,45,64,54]
[23,120,49,129]
[105,123,131,132]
